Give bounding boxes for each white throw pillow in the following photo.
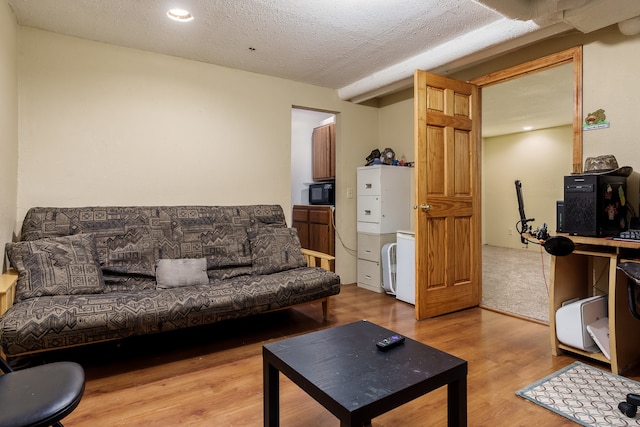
[155,258,209,289]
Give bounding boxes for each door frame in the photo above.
[469,46,583,174]
[411,47,582,318]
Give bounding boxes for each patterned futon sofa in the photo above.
[0,205,340,357]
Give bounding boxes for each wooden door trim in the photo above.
[469,46,583,173]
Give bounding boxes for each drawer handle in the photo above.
[364,210,371,215]
[364,275,372,280]
[364,249,372,254]
[365,183,372,189]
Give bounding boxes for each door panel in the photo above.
[414,70,481,320]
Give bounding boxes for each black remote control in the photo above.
[376,334,405,351]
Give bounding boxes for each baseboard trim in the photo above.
[479,305,549,326]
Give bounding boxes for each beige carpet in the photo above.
[482,244,551,323]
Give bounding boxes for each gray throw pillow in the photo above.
[155,258,209,289]
[247,227,307,275]
[6,233,105,302]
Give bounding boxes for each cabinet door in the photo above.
[292,206,310,249]
[312,123,335,181]
[292,205,335,256]
[309,206,335,256]
[309,222,331,255]
[293,221,310,249]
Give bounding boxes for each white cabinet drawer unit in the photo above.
[356,165,412,293]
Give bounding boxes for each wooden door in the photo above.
[413,70,481,320]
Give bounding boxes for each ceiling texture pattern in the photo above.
[7,0,640,104]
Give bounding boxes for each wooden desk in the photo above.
[549,235,640,374]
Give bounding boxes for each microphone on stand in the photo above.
[543,234,575,256]
[514,180,574,256]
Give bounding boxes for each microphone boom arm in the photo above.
[515,180,540,244]
[513,179,574,256]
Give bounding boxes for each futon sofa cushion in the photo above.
[0,266,338,355]
[248,227,307,275]
[18,205,285,287]
[6,234,105,302]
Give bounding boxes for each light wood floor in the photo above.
[29,284,638,426]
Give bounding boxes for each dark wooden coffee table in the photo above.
[263,320,467,426]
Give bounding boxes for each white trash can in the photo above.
[396,230,415,304]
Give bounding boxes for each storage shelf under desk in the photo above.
[549,235,640,375]
[557,344,610,364]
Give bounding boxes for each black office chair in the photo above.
[618,262,640,320]
[616,262,640,418]
[0,354,85,427]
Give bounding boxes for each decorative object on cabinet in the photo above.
[356,165,412,293]
[312,123,335,181]
[365,149,381,166]
[292,205,335,270]
[380,147,396,164]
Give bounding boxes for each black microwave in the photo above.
[309,182,335,205]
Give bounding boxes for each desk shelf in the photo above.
[550,235,640,374]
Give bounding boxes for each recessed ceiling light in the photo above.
[167,8,194,22]
[523,126,533,131]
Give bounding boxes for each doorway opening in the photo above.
[471,47,583,323]
[290,107,336,207]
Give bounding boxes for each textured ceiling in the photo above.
[7,0,499,91]
[8,0,640,103]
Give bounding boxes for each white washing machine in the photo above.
[395,230,415,305]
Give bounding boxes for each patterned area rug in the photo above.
[516,362,640,426]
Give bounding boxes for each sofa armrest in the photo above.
[0,270,18,316]
[0,270,18,317]
[301,248,335,272]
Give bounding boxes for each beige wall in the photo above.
[16,28,380,283]
[377,97,416,229]
[483,126,572,249]
[0,2,18,271]
[378,98,414,164]
[582,27,640,212]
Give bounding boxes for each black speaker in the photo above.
[556,200,564,232]
[563,174,628,237]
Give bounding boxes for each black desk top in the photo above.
[263,320,467,417]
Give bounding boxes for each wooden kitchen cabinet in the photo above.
[292,205,335,259]
[312,123,335,181]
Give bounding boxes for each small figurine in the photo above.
[585,109,606,125]
[380,148,395,165]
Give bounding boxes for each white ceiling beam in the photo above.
[338,19,572,102]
